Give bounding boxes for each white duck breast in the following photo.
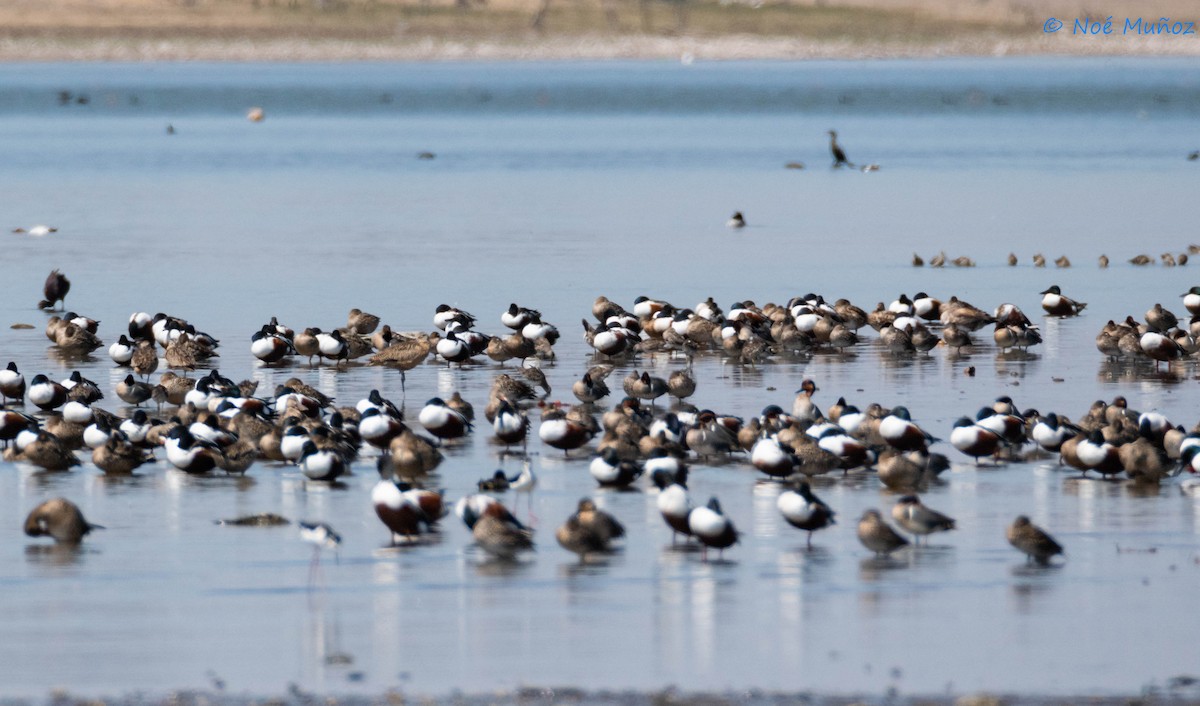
[1032,420,1069,451]
[120,419,150,444]
[82,423,111,449]
[280,429,310,461]
[644,454,681,477]
[751,437,792,468]
[1076,438,1111,468]
[300,449,342,481]
[317,333,344,356]
[589,454,622,484]
[688,505,729,538]
[359,412,398,442]
[805,422,841,440]
[62,401,94,424]
[657,484,692,522]
[28,381,64,409]
[777,490,820,524]
[109,339,134,364]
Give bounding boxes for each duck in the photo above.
[92,432,153,474]
[10,429,81,471]
[297,441,345,482]
[1075,429,1124,477]
[24,498,100,544]
[1031,412,1078,453]
[588,447,643,488]
[891,495,956,544]
[857,509,908,557]
[879,406,936,452]
[1032,253,1046,267]
[250,327,295,363]
[315,329,349,366]
[346,308,380,335]
[385,426,444,478]
[38,269,70,311]
[1006,516,1063,565]
[435,330,473,366]
[790,379,821,422]
[491,400,530,451]
[776,481,835,549]
[0,362,26,403]
[434,304,477,332]
[949,417,1004,463]
[688,496,739,560]
[1139,330,1185,369]
[538,405,595,456]
[108,335,136,366]
[1099,254,1109,268]
[358,407,404,449]
[472,502,534,560]
[27,374,68,411]
[750,435,798,480]
[417,397,471,442]
[370,477,427,545]
[556,498,625,560]
[667,370,696,401]
[165,426,223,473]
[572,370,612,404]
[651,466,692,544]
[116,374,154,407]
[623,371,668,405]
[1040,285,1087,317]
[726,211,746,229]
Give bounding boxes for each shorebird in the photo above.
[299,521,340,586]
[1006,516,1063,565]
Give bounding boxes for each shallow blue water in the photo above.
[1,59,1200,699]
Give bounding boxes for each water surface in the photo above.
[2,59,1200,699]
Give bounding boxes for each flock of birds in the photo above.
[910,246,1200,269]
[11,266,1200,573]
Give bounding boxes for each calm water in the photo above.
[2,59,1200,699]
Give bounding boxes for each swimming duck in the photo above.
[1055,255,1071,268]
[1007,253,1017,266]
[726,211,746,229]
[857,509,908,557]
[24,498,99,545]
[1040,285,1086,317]
[688,497,738,560]
[891,495,955,544]
[1032,253,1046,267]
[776,481,835,549]
[1099,254,1109,268]
[1006,516,1063,565]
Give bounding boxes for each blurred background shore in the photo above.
[2,0,1199,60]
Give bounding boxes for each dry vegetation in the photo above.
[0,0,1196,59]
